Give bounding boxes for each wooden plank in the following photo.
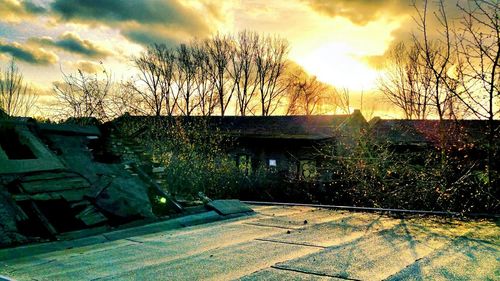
[75,205,107,226]
[12,194,31,201]
[22,172,78,182]
[13,189,91,202]
[58,188,92,202]
[21,177,90,194]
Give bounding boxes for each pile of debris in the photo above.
[0,117,181,247]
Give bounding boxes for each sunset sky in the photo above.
[0,0,460,117]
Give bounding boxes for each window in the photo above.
[268,159,277,167]
[300,160,317,180]
[0,127,37,159]
[238,155,252,175]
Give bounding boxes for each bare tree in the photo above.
[192,40,217,116]
[378,42,432,119]
[0,59,37,116]
[287,70,328,115]
[332,87,351,114]
[412,0,455,121]
[129,46,164,116]
[53,64,111,121]
[255,36,290,116]
[453,0,499,121]
[108,81,145,116]
[205,34,236,116]
[231,31,260,116]
[451,0,500,188]
[176,44,199,116]
[155,44,178,116]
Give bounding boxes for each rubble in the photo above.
[0,118,178,248]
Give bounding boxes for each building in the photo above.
[110,110,368,181]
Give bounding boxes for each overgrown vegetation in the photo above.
[318,131,498,213]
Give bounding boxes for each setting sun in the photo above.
[296,42,379,91]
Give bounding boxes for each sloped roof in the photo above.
[0,108,7,119]
[370,119,500,146]
[112,111,367,140]
[197,115,352,139]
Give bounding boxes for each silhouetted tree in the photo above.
[378,42,432,119]
[176,44,199,116]
[129,46,165,116]
[287,69,328,115]
[451,0,500,189]
[205,34,236,116]
[192,40,217,116]
[232,31,260,116]
[255,36,290,116]
[0,59,37,116]
[54,63,111,120]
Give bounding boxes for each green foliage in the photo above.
[146,118,248,199]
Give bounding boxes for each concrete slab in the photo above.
[247,205,312,217]
[0,206,497,281]
[275,224,455,280]
[259,213,400,247]
[1,219,286,280]
[207,199,253,215]
[385,237,500,280]
[176,210,222,227]
[238,267,345,280]
[244,208,352,229]
[99,240,320,281]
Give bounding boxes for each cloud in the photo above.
[302,0,411,25]
[362,54,386,69]
[0,0,46,22]
[69,60,103,73]
[29,32,112,58]
[0,40,58,65]
[50,0,219,45]
[120,23,191,47]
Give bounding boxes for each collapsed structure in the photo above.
[0,116,184,247]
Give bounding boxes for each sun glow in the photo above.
[295,43,379,91]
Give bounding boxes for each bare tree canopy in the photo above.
[205,34,236,117]
[53,63,112,121]
[378,42,433,119]
[0,59,37,117]
[287,67,328,115]
[232,31,260,116]
[255,36,290,116]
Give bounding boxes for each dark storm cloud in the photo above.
[0,0,46,21]
[121,25,187,47]
[50,0,213,45]
[23,0,47,13]
[29,32,112,58]
[0,40,57,65]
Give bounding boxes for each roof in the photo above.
[1,204,497,280]
[370,119,500,146]
[112,111,367,140]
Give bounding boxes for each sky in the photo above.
[0,0,458,117]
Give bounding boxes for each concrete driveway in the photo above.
[0,205,498,280]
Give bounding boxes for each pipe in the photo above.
[241,201,499,218]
